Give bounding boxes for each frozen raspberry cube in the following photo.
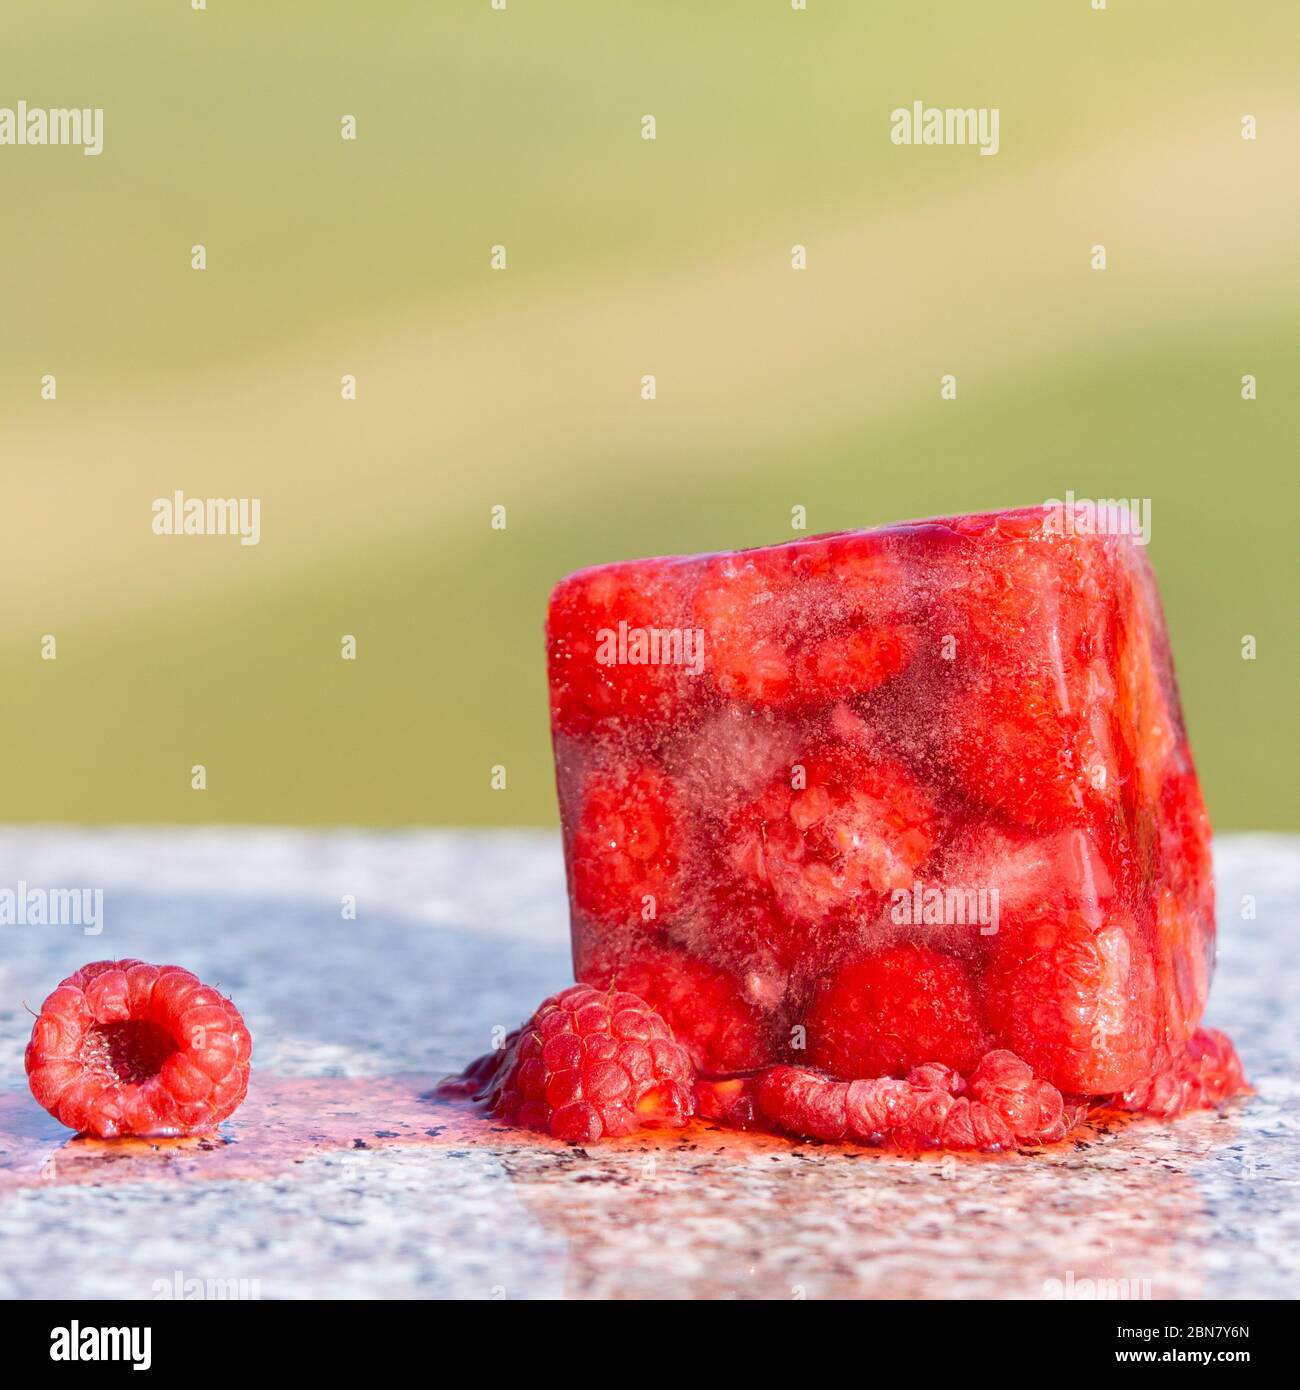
[547,508,1216,1096]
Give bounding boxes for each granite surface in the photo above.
[0,828,1295,1300]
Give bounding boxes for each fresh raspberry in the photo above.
[578,942,774,1075]
[693,534,913,706]
[571,761,681,929]
[726,742,934,936]
[547,560,697,734]
[484,984,695,1142]
[1115,1028,1247,1118]
[983,908,1158,1094]
[24,959,252,1139]
[804,943,989,1079]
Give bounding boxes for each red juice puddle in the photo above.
[0,1074,1230,1194]
[0,1074,823,1192]
[0,1074,497,1192]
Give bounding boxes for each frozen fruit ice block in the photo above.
[546,507,1218,1097]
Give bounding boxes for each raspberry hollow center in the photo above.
[80,1020,176,1086]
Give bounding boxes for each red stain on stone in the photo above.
[1,1068,1196,1194]
[0,1074,495,1192]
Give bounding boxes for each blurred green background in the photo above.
[1,1,1296,828]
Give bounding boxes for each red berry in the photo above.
[1158,767,1214,920]
[804,943,989,1079]
[843,1075,921,1143]
[699,877,792,976]
[935,1095,1017,1152]
[547,561,697,734]
[756,1065,849,1142]
[579,943,774,1076]
[944,824,1116,920]
[24,959,252,1139]
[939,533,1120,828]
[1114,566,1179,803]
[486,985,696,1141]
[945,672,1117,828]
[983,908,1158,1094]
[726,742,934,936]
[693,1074,762,1129]
[1151,888,1212,1052]
[693,535,912,706]
[571,761,681,929]
[797,626,914,703]
[967,1049,1069,1143]
[751,1055,1069,1153]
[1116,1027,1246,1119]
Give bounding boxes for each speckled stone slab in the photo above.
[0,828,1295,1300]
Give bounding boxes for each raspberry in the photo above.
[983,908,1158,1094]
[1151,769,1216,1032]
[1115,570,1178,803]
[547,561,696,734]
[693,535,912,707]
[693,1075,762,1129]
[757,1065,849,1142]
[701,878,792,975]
[967,1049,1072,1143]
[804,943,989,1079]
[726,742,934,934]
[940,534,1120,828]
[943,824,1116,920]
[24,959,252,1139]
[484,985,695,1142]
[751,1055,1073,1153]
[796,626,914,703]
[1159,767,1214,917]
[1115,1028,1247,1118]
[1151,889,1211,1053]
[571,761,681,929]
[843,1074,922,1142]
[579,943,773,1076]
[938,1094,1022,1151]
[945,672,1117,828]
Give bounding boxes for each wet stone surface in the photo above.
[0,828,1295,1299]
